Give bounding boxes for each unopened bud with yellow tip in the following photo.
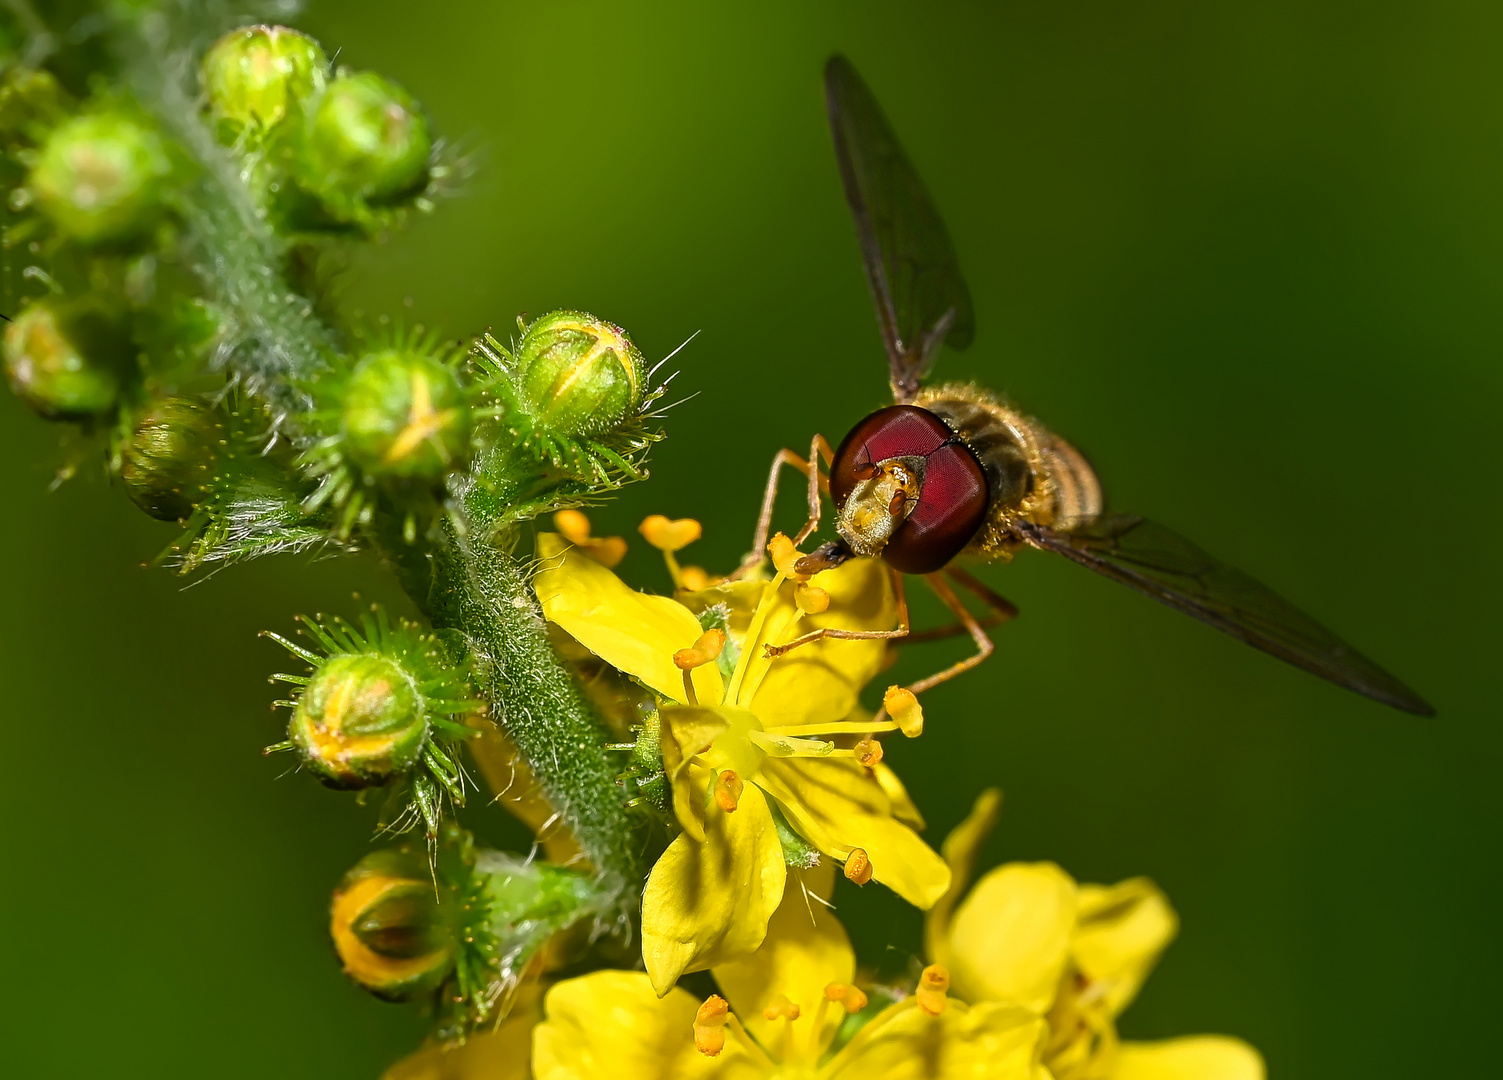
[331,846,455,1000]
[516,311,646,438]
[290,653,427,788]
[341,348,470,481]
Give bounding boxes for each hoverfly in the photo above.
[729,55,1432,716]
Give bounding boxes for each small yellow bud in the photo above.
[884,685,923,737]
[843,848,873,886]
[639,514,702,552]
[916,965,950,1016]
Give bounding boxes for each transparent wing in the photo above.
[825,55,974,401]
[1019,515,1433,715]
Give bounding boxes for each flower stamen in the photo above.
[883,685,924,737]
[640,514,703,588]
[825,982,869,1013]
[843,848,873,886]
[795,583,829,613]
[768,532,810,581]
[694,995,730,1056]
[553,509,627,567]
[762,993,801,1022]
[673,628,726,706]
[749,729,835,758]
[714,769,744,813]
[916,964,950,1016]
[854,737,883,768]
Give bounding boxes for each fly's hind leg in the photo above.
[730,434,835,581]
[895,565,1018,645]
[904,572,996,695]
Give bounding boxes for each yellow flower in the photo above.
[533,865,1050,1080]
[925,791,1266,1080]
[533,526,949,994]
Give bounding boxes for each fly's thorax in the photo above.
[917,384,1102,553]
[835,454,925,557]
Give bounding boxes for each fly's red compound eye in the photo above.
[831,405,989,574]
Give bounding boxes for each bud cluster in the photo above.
[200,24,446,235]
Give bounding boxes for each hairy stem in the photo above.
[397,509,644,896]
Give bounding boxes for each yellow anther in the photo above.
[843,848,873,886]
[854,737,883,768]
[714,769,744,813]
[762,993,801,1022]
[767,532,808,580]
[884,685,923,737]
[916,965,950,1016]
[673,629,727,671]
[640,514,703,552]
[679,565,712,592]
[552,509,627,567]
[824,982,869,1013]
[795,584,830,614]
[553,509,591,545]
[694,994,730,1056]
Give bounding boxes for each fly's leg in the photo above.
[730,434,835,580]
[762,567,910,656]
[903,572,995,695]
[894,565,1018,645]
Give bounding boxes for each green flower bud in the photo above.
[331,847,454,1000]
[516,311,646,437]
[290,653,427,788]
[305,72,430,205]
[342,349,470,480]
[120,398,222,521]
[201,25,328,137]
[29,113,170,244]
[3,303,119,418]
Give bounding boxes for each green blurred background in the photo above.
[2,1,1497,1076]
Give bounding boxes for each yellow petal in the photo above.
[925,788,1003,971]
[711,864,856,1056]
[947,862,1077,1013]
[533,971,740,1080]
[830,1001,1049,1080]
[873,761,926,831]
[756,758,950,909]
[676,578,770,640]
[1073,878,1179,1016]
[658,705,730,841]
[641,784,787,994]
[383,984,541,1080]
[1115,1037,1266,1080]
[534,533,723,704]
[742,558,896,729]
